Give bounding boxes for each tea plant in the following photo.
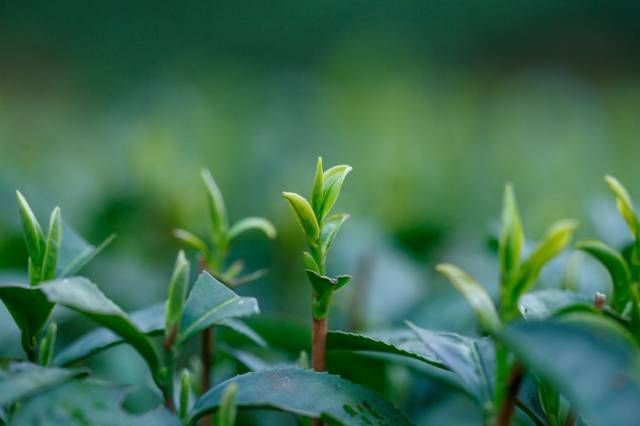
[173,168,276,412]
[3,173,640,426]
[282,157,352,372]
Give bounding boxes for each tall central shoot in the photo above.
[283,157,352,371]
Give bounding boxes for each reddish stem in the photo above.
[496,363,524,426]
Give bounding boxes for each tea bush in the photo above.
[1,162,639,426]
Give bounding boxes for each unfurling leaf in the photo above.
[37,322,57,366]
[40,207,62,282]
[512,219,578,297]
[311,157,324,216]
[282,192,320,241]
[605,175,638,237]
[215,383,238,426]
[173,229,209,256]
[498,183,523,287]
[318,164,352,222]
[165,251,190,341]
[16,191,46,272]
[436,264,501,333]
[201,169,228,241]
[319,213,349,256]
[179,369,192,421]
[577,240,631,312]
[228,217,277,240]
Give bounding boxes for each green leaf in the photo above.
[498,183,523,287]
[173,229,209,256]
[10,379,180,425]
[519,289,592,320]
[500,320,640,426]
[40,207,62,282]
[189,368,412,425]
[303,251,320,273]
[311,157,324,216]
[228,217,277,241]
[577,240,631,312]
[165,251,190,338]
[436,263,501,333]
[215,383,238,426]
[318,164,352,222]
[57,229,115,278]
[326,330,448,369]
[54,303,164,366]
[218,319,267,348]
[605,175,638,237]
[0,362,87,406]
[407,323,495,405]
[38,277,161,374]
[37,322,57,366]
[179,369,192,421]
[54,305,265,368]
[305,270,351,319]
[282,192,320,241]
[512,219,578,298]
[178,272,260,345]
[201,168,228,241]
[319,213,349,256]
[0,284,54,357]
[16,190,46,269]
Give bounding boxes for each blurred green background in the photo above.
[1,1,640,424]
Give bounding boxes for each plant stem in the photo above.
[163,345,176,411]
[312,317,327,371]
[496,363,524,426]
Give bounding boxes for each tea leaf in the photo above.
[37,322,57,366]
[10,379,180,426]
[189,368,412,425]
[40,207,62,282]
[0,362,87,406]
[58,232,115,278]
[408,323,495,406]
[16,191,46,269]
[500,320,640,426]
[228,217,277,241]
[178,272,259,345]
[282,192,320,240]
[305,270,351,319]
[577,240,631,312]
[498,183,523,287]
[215,383,238,426]
[173,229,209,256]
[54,303,164,366]
[303,251,320,273]
[519,289,592,320]
[318,165,352,222]
[319,213,349,256]
[605,175,638,237]
[512,219,578,298]
[165,251,190,339]
[201,168,228,241]
[0,284,54,357]
[311,156,324,216]
[179,369,192,421]
[37,277,161,375]
[436,263,501,333]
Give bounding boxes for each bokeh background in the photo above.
[1,1,640,424]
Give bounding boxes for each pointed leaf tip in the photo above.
[283,192,320,240]
[436,263,501,333]
[605,175,638,237]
